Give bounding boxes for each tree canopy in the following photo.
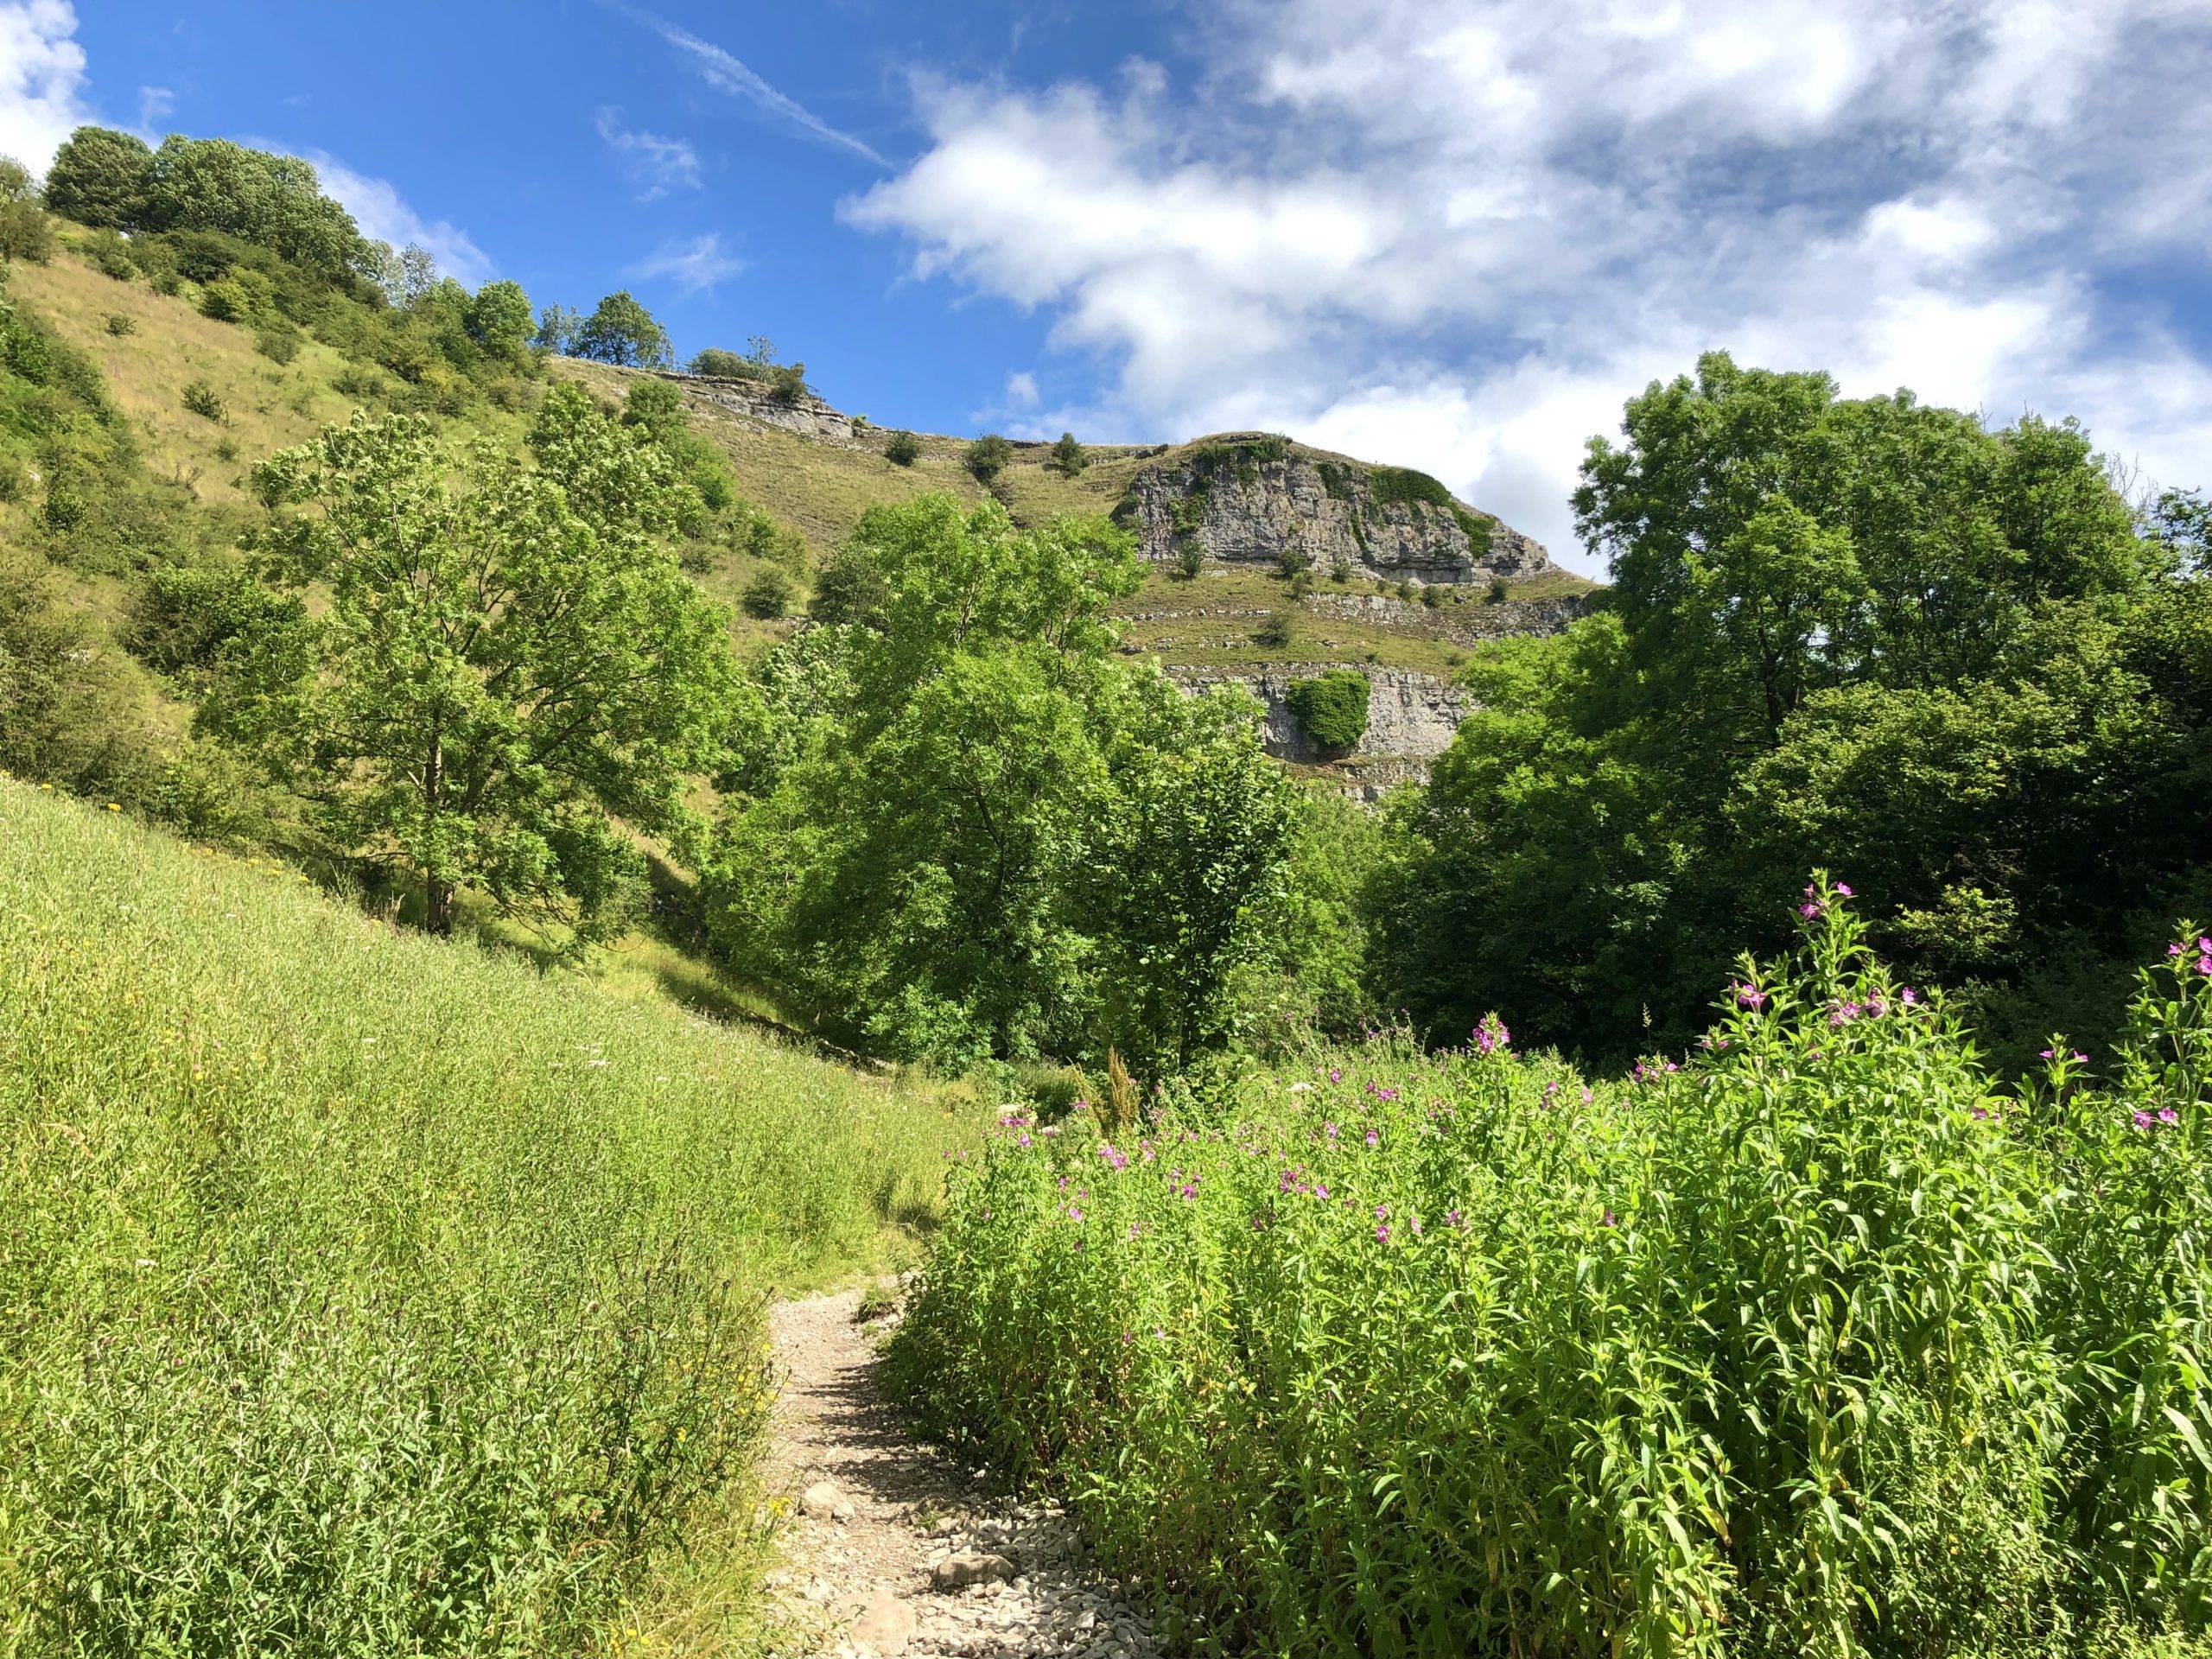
[573,290,671,368]
[205,385,737,940]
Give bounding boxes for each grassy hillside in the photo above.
[0,778,974,1653]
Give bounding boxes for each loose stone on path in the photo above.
[761,1286,1161,1658]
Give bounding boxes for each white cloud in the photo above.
[848,0,2212,575]
[1005,370,1038,407]
[605,1,887,168]
[594,105,700,200]
[305,150,494,287]
[0,0,92,173]
[626,231,744,295]
[137,83,170,130]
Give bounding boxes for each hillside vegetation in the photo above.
[0,778,969,1652]
[898,891,2212,1659]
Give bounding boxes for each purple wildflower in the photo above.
[1375,1223,1391,1243]
[2160,1107,2180,1124]
[1364,1128,1380,1147]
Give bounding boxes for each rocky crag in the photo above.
[1166,663,1471,794]
[1120,434,1557,589]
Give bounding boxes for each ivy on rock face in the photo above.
[1287,668,1370,753]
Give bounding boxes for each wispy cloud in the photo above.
[626,231,745,295]
[302,149,494,286]
[603,1,887,168]
[594,106,701,200]
[137,84,172,129]
[0,0,93,172]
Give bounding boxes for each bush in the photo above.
[0,198,56,264]
[255,319,302,363]
[1254,610,1294,649]
[102,313,135,337]
[740,568,794,620]
[1488,575,1509,601]
[84,229,137,279]
[768,363,807,405]
[1051,430,1086,474]
[965,433,1013,483]
[890,890,2212,1658]
[688,346,754,378]
[1285,668,1370,752]
[181,379,227,423]
[197,278,251,322]
[1176,541,1205,580]
[883,429,920,467]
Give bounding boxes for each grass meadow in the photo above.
[893,884,2212,1659]
[0,778,972,1656]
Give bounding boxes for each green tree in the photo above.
[573,290,671,368]
[40,126,152,229]
[465,280,534,357]
[883,429,920,467]
[0,180,54,264]
[1051,430,1086,474]
[137,137,365,277]
[1087,677,1300,1070]
[206,388,737,938]
[965,433,1013,483]
[690,346,751,378]
[535,303,582,355]
[741,569,793,620]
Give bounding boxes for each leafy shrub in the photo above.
[124,559,301,680]
[1331,556,1353,582]
[892,888,2212,1658]
[181,378,226,423]
[85,230,137,279]
[0,198,56,264]
[1285,668,1370,752]
[0,454,24,502]
[197,278,251,322]
[254,318,302,363]
[1275,544,1313,581]
[1051,430,1086,474]
[1488,575,1509,601]
[965,433,1013,482]
[883,429,920,466]
[689,346,759,379]
[768,362,807,405]
[1175,540,1204,580]
[1254,610,1294,648]
[102,312,135,336]
[741,568,794,620]
[1421,582,1442,607]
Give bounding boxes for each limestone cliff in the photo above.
[1166,664,1470,772]
[1122,435,1558,588]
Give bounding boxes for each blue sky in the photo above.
[5,0,2210,574]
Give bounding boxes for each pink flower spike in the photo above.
[2160,1107,2180,1125]
[2133,1111,2155,1130]
[1834,882,1853,897]
[1800,902,1822,918]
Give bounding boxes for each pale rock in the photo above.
[932,1550,1018,1591]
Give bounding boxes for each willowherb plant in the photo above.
[893,877,2212,1658]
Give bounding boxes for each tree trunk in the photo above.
[423,729,451,935]
[425,874,454,936]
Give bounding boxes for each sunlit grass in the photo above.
[0,778,976,1654]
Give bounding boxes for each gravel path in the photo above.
[760,1287,1161,1659]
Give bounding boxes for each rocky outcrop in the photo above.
[656,372,864,446]
[1301,589,1586,643]
[1166,664,1470,766]
[1123,435,1558,588]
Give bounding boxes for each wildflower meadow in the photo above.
[893,880,2212,1658]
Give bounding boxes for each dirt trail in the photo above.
[760,1287,1160,1659]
